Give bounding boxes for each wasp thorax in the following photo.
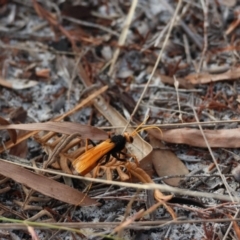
[124,133,134,143]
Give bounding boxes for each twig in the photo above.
[108,0,138,75]
[198,0,209,73]
[161,0,202,49]
[173,76,183,122]
[62,16,119,37]
[1,157,239,203]
[124,0,184,131]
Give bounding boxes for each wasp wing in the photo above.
[73,139,115,175]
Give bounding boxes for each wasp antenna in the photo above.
[130,116,150,137]
[136,126,163,136]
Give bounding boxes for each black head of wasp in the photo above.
[72,119,161,176]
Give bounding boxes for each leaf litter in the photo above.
[1,0,240,239]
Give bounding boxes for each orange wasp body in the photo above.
[72,133,134,175]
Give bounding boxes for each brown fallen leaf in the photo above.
[35,69,50,78]
[0,116,17,143]
[0,158,98,206]
[0,122,107,140]
[32,0,58,26]
[9,131,28,158]
[9,107,27,123]
[149,136,188,186]
[218,0,236,7]
[185,67,240,84]
[159,74,194,89]
[148,127,240,148]
[32,0,77,49]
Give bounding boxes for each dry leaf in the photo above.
[0,116,17,143]
[0,77,38,89]
[32,0,58,26]
[185,67,240,84]
[149,136,188,186]
[35,69,50,78]
[32,0,76,48]
[149,127,240,148]
[0,159,98,206]
[9,131,28,158]
[218,0,236,7]
[0,122,107,140]
[159,74,194,89]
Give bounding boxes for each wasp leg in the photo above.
[111,152,127,162]
[111,152,139,165]
[84,139,97,152]
[98,153,111,166]
[88,139,96,146]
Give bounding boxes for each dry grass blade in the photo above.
[0,159,97,206]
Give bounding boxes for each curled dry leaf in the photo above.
[149,127,240,148]
[185,67,240,84]
[126,162,175,219]
[0,158,98,206]
[126,162,173,201]
[149,135,188,187]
